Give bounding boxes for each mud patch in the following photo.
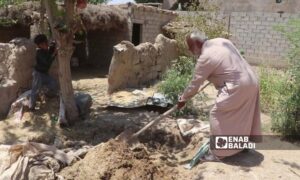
[60,139,177,180]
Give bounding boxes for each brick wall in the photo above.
[125,4,177,44]
[210,0,300,14]
[229,12,300,66]
[178,11,299,67]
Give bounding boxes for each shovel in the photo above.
[116,82,211,144]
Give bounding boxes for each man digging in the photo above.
[177,32,262,166]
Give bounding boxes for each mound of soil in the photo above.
[60,139,177,180]
[138,129,188,153]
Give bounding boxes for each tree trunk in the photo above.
[44,0,79,124]
[57,36,79,123]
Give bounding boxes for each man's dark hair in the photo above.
[34,34,48,45]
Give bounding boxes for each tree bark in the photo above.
[39,0,46,33]
[44,0,79,124]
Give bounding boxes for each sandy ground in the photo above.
[0,68,300,179]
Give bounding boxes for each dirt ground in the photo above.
[0,68,300,179]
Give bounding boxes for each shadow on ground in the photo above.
[222,150,264,167]
[72,66,108,80]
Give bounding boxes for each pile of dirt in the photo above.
[138,129,187,153]
[60,139,176,180]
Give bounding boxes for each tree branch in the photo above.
[65,0,75,26]
[39,0,46,33]
[43,0,59,35]
[65,0,76,41]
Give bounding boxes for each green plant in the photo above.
[173,3,228,55]
[0,0,19,7]
[270,19,300,137]
[259,67,288,113]
[158,56,207,116]
[0,18,18,27]
[0,0,40,7]
[173,0,218,11]
[159,56,195,103]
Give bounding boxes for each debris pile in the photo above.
[0,142,75,180]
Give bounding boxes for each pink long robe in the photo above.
[180,38,262,157]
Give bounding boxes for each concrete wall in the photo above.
[126,4,177,44]
[211,0,300,13]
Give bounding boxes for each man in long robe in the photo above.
[177,32,262,159]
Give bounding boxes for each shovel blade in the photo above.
[116,129,133,141]
[183,163,193,170]
[115,129,139,144]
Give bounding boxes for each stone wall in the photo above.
[0,38,36,118]
[108,34,178,93]
[123,4,177,44]
[229,12,299,66]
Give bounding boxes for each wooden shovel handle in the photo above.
[198,81,211,92]
[132,105,178,138]
[131,82,211,139]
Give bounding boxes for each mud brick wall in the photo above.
[229,12,300,66]
[108,34,178,93]
[0,38,36,119]
[128,4,177,43]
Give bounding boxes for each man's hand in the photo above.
[49,41,57,56]
[52,48,58,57]
[177,101,186,110]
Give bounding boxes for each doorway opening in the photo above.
[132,23,142,46]
[0,25,30,43]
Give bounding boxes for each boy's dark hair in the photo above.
[34,34,48,45]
